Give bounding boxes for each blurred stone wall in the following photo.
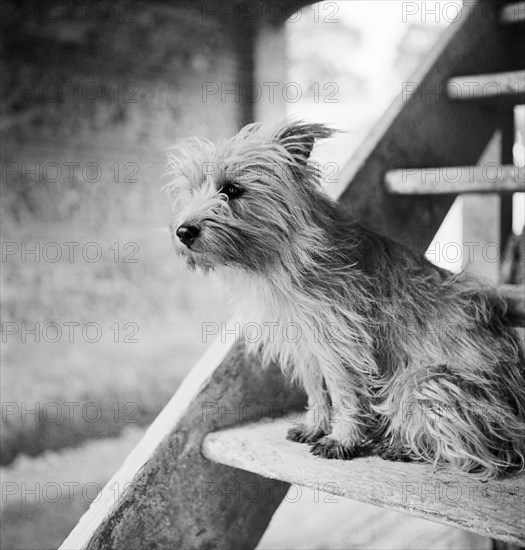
[0,0,290,466]
[1,0,241,231]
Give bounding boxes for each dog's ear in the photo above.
[274,122,337,164]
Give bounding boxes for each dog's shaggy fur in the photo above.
[167,121,525,479]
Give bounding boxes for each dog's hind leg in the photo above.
[377,363,525,478]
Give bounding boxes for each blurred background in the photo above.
[1,1,523,548]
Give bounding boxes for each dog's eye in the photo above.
[219,183,244,199]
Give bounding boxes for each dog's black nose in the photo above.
[176,224,200,246]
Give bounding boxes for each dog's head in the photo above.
[166,121,337,273]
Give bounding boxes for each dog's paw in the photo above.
[309,436,357,460]
[375,442,413,462]
[286,423,326,444]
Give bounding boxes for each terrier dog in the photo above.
[167,121,525,479]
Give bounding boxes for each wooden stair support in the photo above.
[332,0,517,248]
[202,416,525,545]
[385,165,524,194]
[501,284,525,326]
[59,338,305,550]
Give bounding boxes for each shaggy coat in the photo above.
[168,121,525,479]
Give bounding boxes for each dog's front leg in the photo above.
[286,364,331,444]
[310,367,368,460]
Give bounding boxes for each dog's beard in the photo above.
[174,244,220,272]
[174,231,284,274]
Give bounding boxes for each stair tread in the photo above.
[202,416,525,545]
[385,164,524,195]
[447,70,525,100]
[501,1,525,24]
